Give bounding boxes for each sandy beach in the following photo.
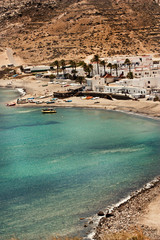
[0,76,160,119]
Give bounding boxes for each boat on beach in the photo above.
[41,108,56,113]
[6,102,16,106]
[46,101,55,104]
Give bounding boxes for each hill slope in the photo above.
[0,0,160,64]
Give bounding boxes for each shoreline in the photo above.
[1,77,160,119]
[1,82,160,239]
[15,104,160,122]
[87,176,160,240]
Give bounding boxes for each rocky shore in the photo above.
[93,177,160,240]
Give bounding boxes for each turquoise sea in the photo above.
[0,88,160,240]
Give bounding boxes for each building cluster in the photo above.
[22,55,160,100]
[86,55,160,100]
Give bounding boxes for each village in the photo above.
[2,54,160,96]
[0,53,160,117]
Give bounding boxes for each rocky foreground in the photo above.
[94,177,160,240]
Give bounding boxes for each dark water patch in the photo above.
[0,120,60,130]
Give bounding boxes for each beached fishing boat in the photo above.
[41,108,56,113]
[46,101,55,104]
[86,96,93,100]
[6,102,16,106]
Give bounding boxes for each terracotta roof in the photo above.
[104,73,113,78]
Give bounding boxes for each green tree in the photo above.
[127,72,133,79]
[20,65,24,72]
[91,54,100,75]
[78,61,86,67]
[124,58,131,73]
[113,63,118,77]
[69,60,77,78]
[49,74,56,82]
[60,59,66,77]
[107,63,112,75]
[69,60,77,70]
[53,60,59,77]
[88,64,93,77]
[82,63,93,77]
[100,60,106,75]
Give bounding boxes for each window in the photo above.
[148,81,150,84]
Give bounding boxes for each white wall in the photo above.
[104,86,146,96]
[117,76,160,89]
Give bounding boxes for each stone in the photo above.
[98,211,104,216]
[106,213,114,218]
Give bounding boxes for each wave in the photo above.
[91,145,145,155]
[16,88,26,96]
[16,109,38,113]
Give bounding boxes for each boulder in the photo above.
[97,211,104,216]
[106,213,114,218]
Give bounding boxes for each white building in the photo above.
[104,85,146,98]
[86,75,146,98]
[117,76,160,90]
[24,65,53,73]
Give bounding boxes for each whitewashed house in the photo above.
[86,75,146,98]
[104,85,146,98]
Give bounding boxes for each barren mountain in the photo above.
[0,0,160,64]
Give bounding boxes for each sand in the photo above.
[0,76,160,119]
[139,195,160,235]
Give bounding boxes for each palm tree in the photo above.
[60,59,66,77]
[100,60,106,75]
[107,63,112,75]
[81,63,92,77]
[69,60,77,78]
[91,54,100,75]
[124,58,131,73]
[113,63,118,77]
[88,64,93,77]
[78,61,86,67]
[69,60,76,70]
[53,60,59,77]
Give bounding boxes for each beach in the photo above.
[94,177,160,240]
[0,76,160,119]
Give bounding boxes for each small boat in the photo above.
[46,101,55,104]
[86,96,93,100]
[65,100,72,102]
[6,102,16,106]
[41,108,56,113]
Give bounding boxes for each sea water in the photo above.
[0,88,160,240]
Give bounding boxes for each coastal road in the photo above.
[6,48,17,66]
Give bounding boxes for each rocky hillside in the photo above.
[0,0,159,64]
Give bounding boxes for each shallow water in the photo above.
[0,88,160,239]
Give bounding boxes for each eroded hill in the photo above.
[0,0,160,64]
